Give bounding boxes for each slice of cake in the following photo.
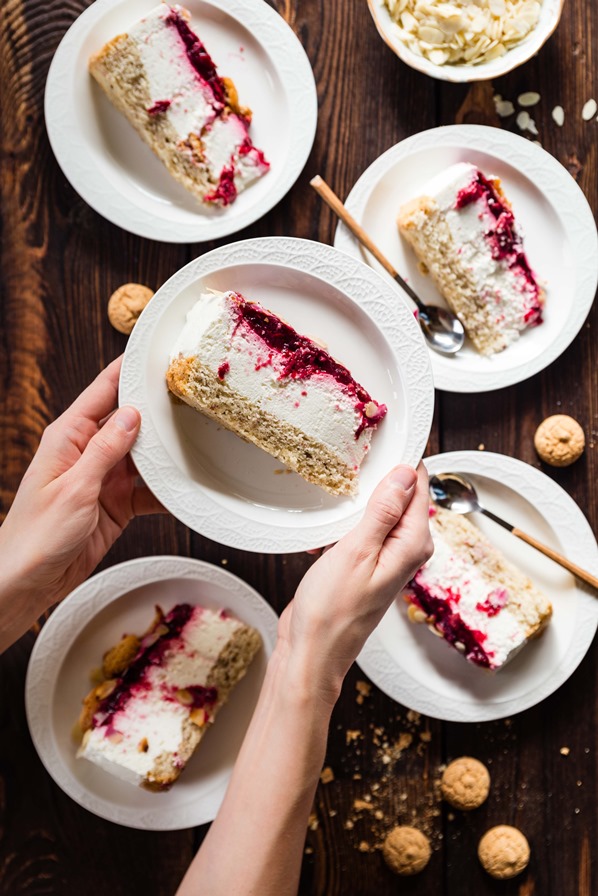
[89,4,269,207]
[397,162,544,355]
[166,290,387,496]
[403,506,552,670]
[77,603,262,789]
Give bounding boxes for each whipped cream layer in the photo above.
[130,4,269,203]
[171,290,387,472]
[423,161,543,345]
[78,604,243,786]
[405,512,528,670]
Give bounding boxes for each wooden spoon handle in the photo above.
[310,175,398,279]
[512,527,598,589]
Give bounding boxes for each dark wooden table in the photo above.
[2,0,597,893]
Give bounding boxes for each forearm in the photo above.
[0,525,46,652]
[176,640,336,896]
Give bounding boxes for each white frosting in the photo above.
[78,606,244,785]
[171,291,376,470]
[128,5,268,192]
[412,520,527,670]
[131,5,217,139]
[423,161,539,345]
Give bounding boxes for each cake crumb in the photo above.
[419,730,432,743]
[308,813,319,831]
[344,820,354,830]
[358,841,372,853]
[406,709,421,723]
[221,558,228,566]
[320,766,335,784]
[353,799,373,812]
[304,847,313,855]
[356,680,372,699]
[346,729,362,745]
[478,443,485,450]
[560,746,570,756]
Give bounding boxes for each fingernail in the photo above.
[114,406,140,433]
[390,466,417,492]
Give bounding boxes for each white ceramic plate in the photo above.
[334,125,598,393]
[44,0,317,242]
[357,451,598,722]
[119,237,434,553]
[366,0,564,83]
[25,556,279,830]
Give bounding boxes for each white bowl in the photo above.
[366,0,564,83]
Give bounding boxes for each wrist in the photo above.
[0,521,49,650]
[268,636,345,712]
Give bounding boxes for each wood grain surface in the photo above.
[1,0,597,894]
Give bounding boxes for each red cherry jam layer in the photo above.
[166,8,226,106]
[229,292,387,439]
[455,170,542,325]
[408,579,494,669]
[93,604,218,729]
[205,164,238,206]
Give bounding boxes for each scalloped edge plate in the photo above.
[25,556,279,830]
[44,0,317,242]
[334,125,598,392]
[119,236,434,553]
[357,451,598,722]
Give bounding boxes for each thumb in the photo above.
[75,406,141,486]
[351,465,417,553]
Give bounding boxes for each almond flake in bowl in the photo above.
[368,0,564,82]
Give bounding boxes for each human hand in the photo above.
[0,356,165,650]
[278,463,432,705]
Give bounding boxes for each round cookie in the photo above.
[478,825,530,879]
[441,756,490,810]
[108,283,154,335]
[382,825,431,876]
[534,415,585,467]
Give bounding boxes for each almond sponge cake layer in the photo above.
[397,162,544,356]
[404,506,552,671]
[166,290,387,497]
[89,4,269,206]
[77,604,262,790]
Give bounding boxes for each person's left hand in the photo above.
[0,356,165,649]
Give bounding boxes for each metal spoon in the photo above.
[429,473,598,590]
[310,175,465,355]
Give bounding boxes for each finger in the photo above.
[73,405,140,488]
[132,484,168,517]
[64,356,123,425]
[376,463,433,584]
[349,465,418,555]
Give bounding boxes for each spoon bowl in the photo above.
[429,472,483,514]
[418,306,465,355]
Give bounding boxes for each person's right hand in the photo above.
[277,462,432,706]
[0,356,165,651]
